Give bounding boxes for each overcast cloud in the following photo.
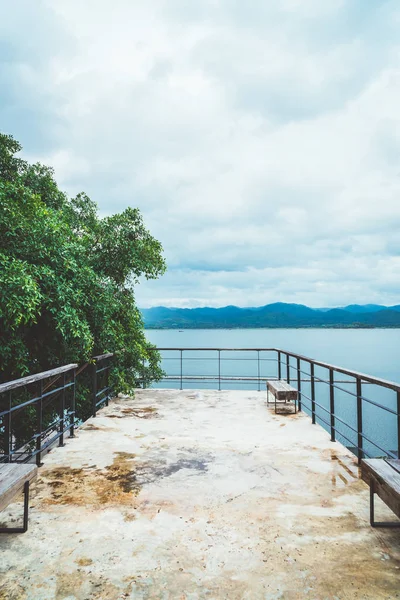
[2,0,400,307]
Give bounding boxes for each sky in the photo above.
[1,0,400,308]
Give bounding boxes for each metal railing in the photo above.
[153,348,400,463]
[0,365,77,465]
[2,347,399,465]
[0,354,115,464]
[91,353,114,417]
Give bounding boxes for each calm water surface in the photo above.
[146,328,400,383]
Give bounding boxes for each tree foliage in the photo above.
[0,133,166,399]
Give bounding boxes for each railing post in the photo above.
[218,350,221,391]
[142,357,146,389]
[59,372,66,446]
[92,360,97,417]
[3,392,12,462]
[311,362,316,424]
[70,368,76,438]
[277,351,281,380]
[356,378,363,464]
[257,350,260,392]
[36,380,43,466]
[329,369,335,442]
[286,354,290,384]
[180,350,183,391]
[297,357,302,412]
[106,359,110,406]
[397,390,400,460]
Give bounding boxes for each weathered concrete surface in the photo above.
[0,389,399,600]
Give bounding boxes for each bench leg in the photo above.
[370,479,400,528]
[0,481,30,534]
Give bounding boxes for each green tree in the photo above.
[0,133,166,405]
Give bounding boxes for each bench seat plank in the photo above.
[0,464,38,513]
[361,459,400,520]
[267,380,298,401]
[386,459,400,475]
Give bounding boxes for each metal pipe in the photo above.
[70,368,76,438]
[329,369,335,442]
[357,378,363,464]
[180,350,183,391]
[218,350,221,391]
[92,361,97,417]
[59,372,66,447]
[297,357,302,412]
[106,359,110,406]
[311,362,316,424]
[397,391,400,460]
[36,380,43,466]
[3,392,12,462]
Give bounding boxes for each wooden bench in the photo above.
[0,464,38,533]
[266,380,298,414]
[361,458,400,528]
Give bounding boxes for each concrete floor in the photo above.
[0,389,399,600]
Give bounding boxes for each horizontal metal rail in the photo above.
[162,375,278,381]
[161,374,364,385]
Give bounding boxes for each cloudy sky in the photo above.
[2,0,400,308]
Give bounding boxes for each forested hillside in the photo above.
[141,303,400,328]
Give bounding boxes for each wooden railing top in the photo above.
[0,364,78,394]
[92,353,114,361]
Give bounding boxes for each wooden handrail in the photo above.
[0,364,78,394]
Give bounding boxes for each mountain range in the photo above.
[141,303,400,329]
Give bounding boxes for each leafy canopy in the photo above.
[0,133,166,394]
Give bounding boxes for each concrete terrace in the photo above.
[0,389,399,600]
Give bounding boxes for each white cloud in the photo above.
[1,0,400,307]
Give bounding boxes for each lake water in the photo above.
[145,328,400,458]
[146,328,400,382]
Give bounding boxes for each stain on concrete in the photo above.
[80,423,119,433]
[36,450,211,509]
[55,570,128,600]
[123,512,136,522]
[106,406,158,419]
[147,457,208,479]
[0,581,26,600]
[75,557,93,567]
[38,452,141,507]
[80,424,102,431]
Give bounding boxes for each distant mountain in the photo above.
[141,303,400,329]
[339,304,386,313]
